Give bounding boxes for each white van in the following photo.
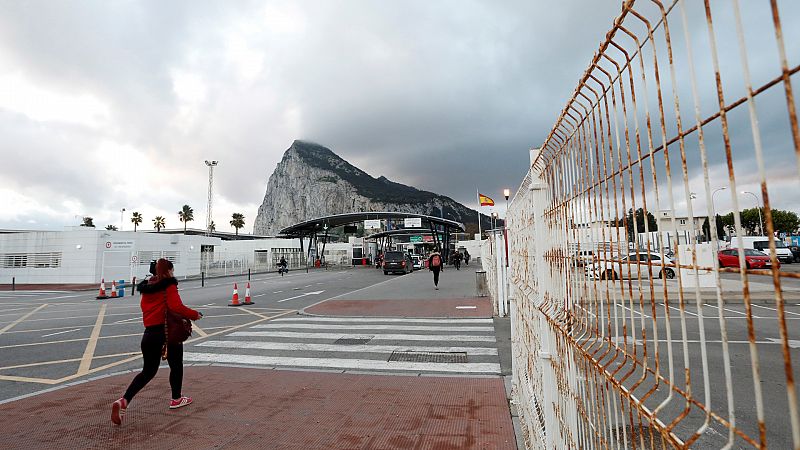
[729,236,793,263]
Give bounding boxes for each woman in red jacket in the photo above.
[111,259,203,425]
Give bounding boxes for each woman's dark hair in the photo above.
[154,258,174,280]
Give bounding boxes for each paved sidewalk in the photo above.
[0,367,515,449]
[0,266,516,449]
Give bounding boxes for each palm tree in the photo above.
[131,212,143,231]
[81,217,95,227]
[105,225,118,231]
[153,216,165,232]
[178,205,194,234]
[230,213,245,235]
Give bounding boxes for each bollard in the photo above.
[475,270,488,297]
[12,277,15,291]
[132,277,137,295]
[248,268,251,281]
[202,271,205,287]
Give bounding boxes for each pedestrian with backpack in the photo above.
[428,250,443,290]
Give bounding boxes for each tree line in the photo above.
[79,205,248,235]
[606,207,800,241]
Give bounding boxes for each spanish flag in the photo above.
[478,193,495,206]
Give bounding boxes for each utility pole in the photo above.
[205,160,218,236]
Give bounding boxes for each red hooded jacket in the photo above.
[136,277,200,327]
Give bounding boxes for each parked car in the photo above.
[731,236,794,263]
[790,245,800,263]
[585,251,675,280]
[383,251,413,275]
[718,248,780,269]
[410,255,423,270]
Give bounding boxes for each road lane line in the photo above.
[184,352,501,374]
[196,341,499,355]
[230,331,495,342]
[41,328,81,338]
[253,323,495,332]
[192,322,208,337]
[273,317,493,324]
[0,304,48,335]
[0,352,139,371]
[277,290,325,303]
[752,304,800,316]
[77,304,107,375]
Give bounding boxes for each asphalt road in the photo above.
[0,266,394,403]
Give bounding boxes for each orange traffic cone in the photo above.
[228,283,241,306]
[96,279,108,299]
[243,282,254,305]
[110,280,118,298]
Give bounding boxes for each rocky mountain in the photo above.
[253,141,493,235]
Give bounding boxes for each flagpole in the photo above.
[477,189,482,240]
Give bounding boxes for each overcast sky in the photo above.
[1,1,797,233]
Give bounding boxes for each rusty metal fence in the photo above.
[507,1,799,448]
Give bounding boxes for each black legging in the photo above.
[432,267,441,286]
[123,325,184,403]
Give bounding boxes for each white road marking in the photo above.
[254,323,494,332]
[41,328,82,338]
[277,290,325,303]
[111,317,141,324]
[273,291,283,294]
[184,352,501,374]
[703,303,747,316]
[196,341,498,355]
[273,317,493,324]
[456,306,477,310]
[230,331,495,342]
[767,338,800,349]
[752,304,800,316]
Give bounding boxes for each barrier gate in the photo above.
[506,1,799,448]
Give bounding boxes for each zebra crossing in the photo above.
[185,316,501,376]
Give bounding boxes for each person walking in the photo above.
[464,249,471,266]
[111,259,203,425]
[428,250,443,290]
[453,251,462,270]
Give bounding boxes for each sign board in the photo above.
[364,219,382,229]
[410,235,423,243]
[423,235,434,242]
[130,255,139,264]
[404,217,422,228]
[106,240,135,250]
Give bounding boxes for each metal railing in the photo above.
[507,1,799,448]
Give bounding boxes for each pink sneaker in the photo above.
[169,396,193,409]
[111,397,127,425]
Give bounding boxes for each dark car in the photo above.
[791,246,800,263]
[383,251,413,275]
[718,248,780,270]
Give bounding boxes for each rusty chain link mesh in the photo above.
[506,1,799,448]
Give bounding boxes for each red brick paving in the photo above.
[305,298,493,318]
[0,366,515,449]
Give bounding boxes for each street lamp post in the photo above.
[741,191,764,236]
[205,160,219,236]
[711,187,727,251]
[120,208,126,231]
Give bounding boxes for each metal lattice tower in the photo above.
[204,160,218,235]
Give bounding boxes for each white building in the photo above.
[0,227,303,285]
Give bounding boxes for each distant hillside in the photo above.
[253,140,493,235]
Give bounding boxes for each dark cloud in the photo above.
[1,0,793,231]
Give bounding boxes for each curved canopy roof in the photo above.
[278,211,465,237]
